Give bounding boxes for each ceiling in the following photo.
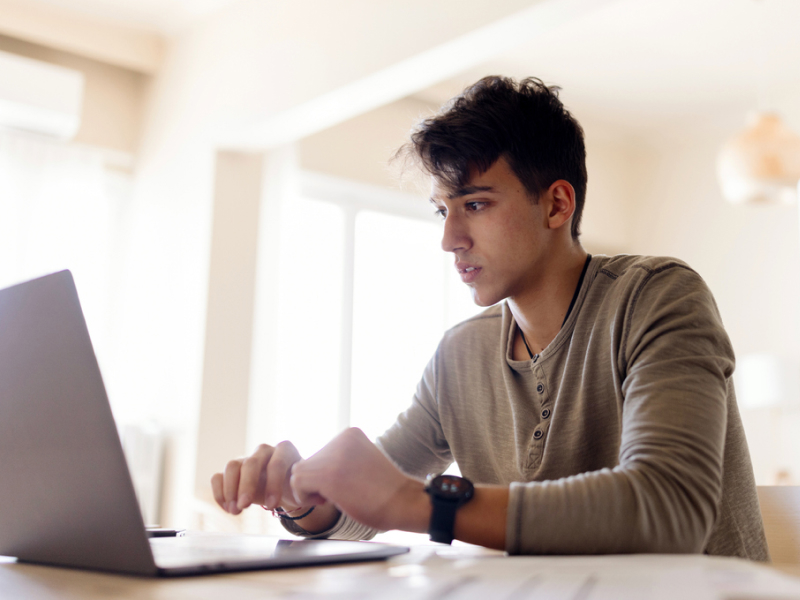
[26,0,240,34]
[414,0,800,140]
[17,0,800,141]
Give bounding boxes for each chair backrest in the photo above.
[757,486,800,564]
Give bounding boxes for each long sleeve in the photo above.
[506,264,732,554]
[376,347,454,479]
[280,509,380,541]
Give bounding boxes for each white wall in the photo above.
[300,97,433,190]
[580,130,641,255]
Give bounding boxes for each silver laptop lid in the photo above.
[0,271,157,575]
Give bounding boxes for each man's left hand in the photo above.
[289,428,429,533]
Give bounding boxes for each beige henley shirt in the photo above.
[298,255,769,560]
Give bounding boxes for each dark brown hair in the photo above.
[402,76,587,239]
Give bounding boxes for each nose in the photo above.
[441,213,470,253]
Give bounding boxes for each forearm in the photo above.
[393,479,509,550]
[398,468,713,555]
[454,486,508,549]
[506,462,719,555]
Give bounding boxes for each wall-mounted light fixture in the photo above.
[717,112,800,205]
[716,0,800,205]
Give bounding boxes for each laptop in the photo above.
[0,270,408,576]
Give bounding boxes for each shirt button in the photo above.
[533,429,543,440]
[542,409,551,419]
[536,383,544,394]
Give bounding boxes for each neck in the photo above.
[508,244,588,358]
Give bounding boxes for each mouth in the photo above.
[456,264,481,283]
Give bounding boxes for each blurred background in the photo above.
[1,0,799,533]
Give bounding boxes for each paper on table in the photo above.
[296,553,800,600]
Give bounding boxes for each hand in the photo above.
[211,441,303,515]
[290,428,429,533]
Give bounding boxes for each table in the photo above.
[2,533,800,599]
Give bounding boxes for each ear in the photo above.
[545,180,576,231]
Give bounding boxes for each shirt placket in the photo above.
[524,360,552,472]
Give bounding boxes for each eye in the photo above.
[465,201,487,213]
[433,207,447,220]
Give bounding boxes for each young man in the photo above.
[212,76,768,559]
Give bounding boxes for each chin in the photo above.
[470,289,502,308]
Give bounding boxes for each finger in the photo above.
[210,472,225,509]
[265,440,301,509]
[223,459,243,514]
[237,444,274,510]
[290,460,328,507]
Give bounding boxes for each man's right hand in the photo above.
[210,441,342,534]
[211,440,304,515]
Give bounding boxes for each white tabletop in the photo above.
[2,533,799,599]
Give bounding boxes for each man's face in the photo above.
[430,157,550,307]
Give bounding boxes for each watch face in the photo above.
[429,475,474,500]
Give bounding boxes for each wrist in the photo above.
[294,502,341,535]
[424,474,475,544]
[392,478,431,534]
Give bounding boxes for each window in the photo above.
[257,172,483,458]
[350,210,446,441]
[272,196,345,457]
[0,131,128,388]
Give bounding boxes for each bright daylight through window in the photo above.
[0,132,126,385]
[265,183,483,459]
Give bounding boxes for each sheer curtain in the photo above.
[0,131,128,390]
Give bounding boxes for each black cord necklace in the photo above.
[520,329,535,359]
[519,255,591,360]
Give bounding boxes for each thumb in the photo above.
[290,461,331,507]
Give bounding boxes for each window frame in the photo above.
[297,170,443,433]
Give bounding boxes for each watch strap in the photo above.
[428,496,459,544]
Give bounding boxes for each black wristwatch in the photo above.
[424,474,474,544]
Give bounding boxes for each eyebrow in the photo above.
[449,185,495,199]
[429,185,497,204]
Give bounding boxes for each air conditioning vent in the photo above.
[0,50,84,140]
